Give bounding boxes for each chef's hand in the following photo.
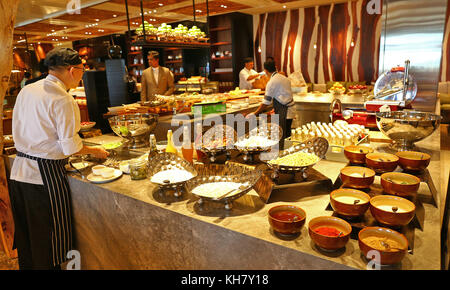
[88,146,109,159]
[245,112,256,119]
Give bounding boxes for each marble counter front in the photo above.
[62,130,442,270]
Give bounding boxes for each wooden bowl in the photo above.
[380,172,420,197]
[369,195,415,227]
[358,227,408,265]
[268,205,306,235]
[365,153,399,173]
[340,166,375,189]
[308,216,352,251]
[395,151,431,171]
[330,188,370,218]
[344,145,374,164]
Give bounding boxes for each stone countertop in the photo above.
[293,93,367,107]
[66,129,442,270]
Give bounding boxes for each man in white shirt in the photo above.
[9,47,108,270]
[246,60,295,148]
[140,51,174,102]
[239,57,260,90]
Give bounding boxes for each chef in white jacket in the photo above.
[9,47,108,269]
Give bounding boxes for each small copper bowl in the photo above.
[344,145,374,164]
[366,153,399,173]
[380,172,421,197]
[268,205,306,235]
[340,166,375,189]
[369,195,415,227]
[358,227,408,265]
[330,188,370,218]
[395,151,431,171]
[308,216,352,251]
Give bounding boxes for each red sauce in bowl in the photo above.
[314,226,342,237]
[271,211,303,222]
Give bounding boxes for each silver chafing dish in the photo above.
[264,137,329,180]
[186,162,262,210]
[148,152,197,197]
[376,111,442,151]
[108,113,158,149]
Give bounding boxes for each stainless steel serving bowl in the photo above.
[108,113,158,149]
[376,111,441,151]
[148,152,197,197]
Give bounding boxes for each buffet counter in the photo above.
[11,130,439,270]
[292,93,367,126]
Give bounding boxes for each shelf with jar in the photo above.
[127,45,145,82]
[164,47,184,82]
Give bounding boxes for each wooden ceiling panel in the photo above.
[168,0,251,17]
[111,16,176,27]
[14,22,75,33]
[54,7,126,23]
[68,27,122,37]
[108,0,184,10]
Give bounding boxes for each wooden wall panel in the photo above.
[300,7,315,83]
[358,0,382,83]
[282,9,299,75]
[264,11,287,73]
[319,5,331,83]
[254,14,266,72]
[329,3,349,82]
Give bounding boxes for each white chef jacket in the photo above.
[263,72,295,119]
[239,67,258,90]
[10,74,83,185]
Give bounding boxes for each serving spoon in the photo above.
[216,185,248,200]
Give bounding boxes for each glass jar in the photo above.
[129,159,148,180]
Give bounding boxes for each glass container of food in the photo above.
[129,159,148,180]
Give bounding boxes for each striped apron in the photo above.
[16,151,73,267]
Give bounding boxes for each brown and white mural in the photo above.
[253,0,383,84]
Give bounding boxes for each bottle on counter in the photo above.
[194,123,206,161]
[165,129,178,154]
[149,134,157,156]
[181,126,193,163]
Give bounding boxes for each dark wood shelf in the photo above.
[211,41,232,46]
[132,39,210,49]
[211,56,232,61]
[210,27,231,32]
[166,59,183,64]
[129,63,145,67]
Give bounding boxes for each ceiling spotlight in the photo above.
[95,19,99,22]
[113,14,117,17]
[283,5,287,9]
[158,3,163,6]
[196,9,202,13]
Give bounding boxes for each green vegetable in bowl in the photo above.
[119,126,129,136]
[102,141,123,150]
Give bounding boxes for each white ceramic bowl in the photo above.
[101,167,115,179]
[92,165,106,176]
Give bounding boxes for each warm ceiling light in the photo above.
[158,3,163,6]
[283,5,287,9]
[64,26,67,29]
[113,14,117,17]
[196,9,202,13]
[95,19,99,22]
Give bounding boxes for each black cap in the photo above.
[44,47,82,69]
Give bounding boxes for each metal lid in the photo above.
[374,65,417,105]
